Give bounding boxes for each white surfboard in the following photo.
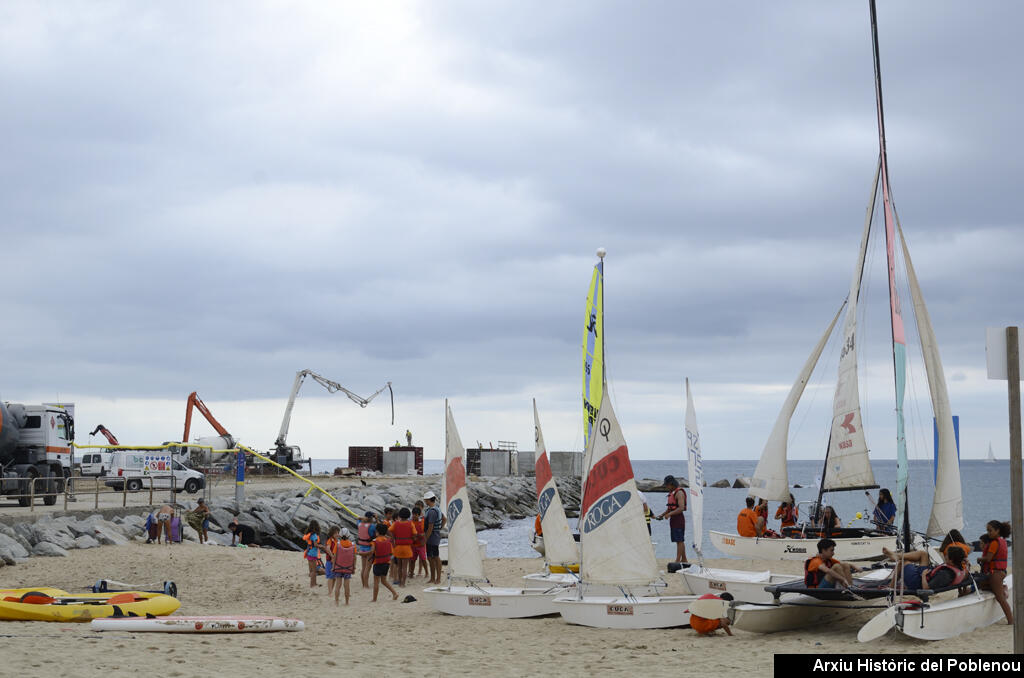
[91,615,305,633]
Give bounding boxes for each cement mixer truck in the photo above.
[0,400,74,506]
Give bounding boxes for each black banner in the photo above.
[776,654,1022,676]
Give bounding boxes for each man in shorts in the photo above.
[657,476,688,563]
[157,504,174,545]
[423,491,446,585]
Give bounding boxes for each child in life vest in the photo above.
[689,593,734,636]
[371,531,399,602]
[357,512,377,589]
[302,520,321,589]
[333,528,357,606]
[389,507,417,587]
[978,520,1012,624]
[411,506,428,578]
[324,526,340,598]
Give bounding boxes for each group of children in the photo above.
[300,495,445,606]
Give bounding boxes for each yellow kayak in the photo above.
[0,588,181,622]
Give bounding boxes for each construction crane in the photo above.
[89,425,119,446]
[181,391,237,465]
[273,370,393,469]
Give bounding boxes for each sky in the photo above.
[2,1,1021,464]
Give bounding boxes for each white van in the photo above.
[105,451,206,494]
[79,451,113,476]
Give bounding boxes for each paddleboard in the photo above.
[91,615,305,633]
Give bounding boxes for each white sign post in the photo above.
[986,326,1022,653]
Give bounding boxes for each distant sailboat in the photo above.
[986,442,997,463]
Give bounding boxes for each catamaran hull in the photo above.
[553,594,697,629]
[862,575,1014,642]
[709,531,895,561]
[729,594,866,633]
[421,586,566,619]
[680,567,803,603]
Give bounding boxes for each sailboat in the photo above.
[551,250,697,629]
[728,0,1007,637]
[986,443,997,463]
[422,402,568,618]
[522,400,582,587]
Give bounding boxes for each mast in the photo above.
[869,0,912,552]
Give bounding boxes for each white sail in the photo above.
[578,396,658,586]
[987,443,996,463]
[684,379,704,557]
[750,304,844,501]
[533,400,579,569]
[444,402,486,582]
[823,164,880,492]
[898,224,963,537]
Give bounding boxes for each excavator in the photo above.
[181,391,237,466]
[89,425,119,446]
[272,370,393,469]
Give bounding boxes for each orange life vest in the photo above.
[776,505,796,528]
[982,538,1008,573]
[535,514,543,536]
[737,508,758,537]
[804,556,837,588]
[325,537,338,562]
[373,536,393,565]
[302,532,319,558]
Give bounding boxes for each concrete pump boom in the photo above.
[274,370,393,455]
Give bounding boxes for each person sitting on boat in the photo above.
[775,494,797,529]
[688,593,734,636]
[978,520,1012,625]
[737,497,762,538]
[817,506,841,535]
[881,545,968,592]
[865,488,897,534]
[657,476,687,562]
[939,529,974,596]
[806,538,862,589]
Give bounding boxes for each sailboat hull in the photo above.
[438,539,487,564]
[729,594,867,633]
[709,530,896,561]
[421,585,568,619]
[861,575,1014,641]
[553,594,698,629]
[680,567,805,603]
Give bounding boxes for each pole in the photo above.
[235,449,245,503]
[1005,326,1022,652]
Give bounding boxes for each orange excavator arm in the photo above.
[182,391,231,443]
[89,425,119,446]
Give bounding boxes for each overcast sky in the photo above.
[2,1,1021,464]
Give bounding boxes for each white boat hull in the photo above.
[729,594,865,633]
[862,575,1014,642]
[553,594,698,629]
[680,567,804,604]
[421,585,566,618]
[709,530,896,561]
[439,539,487,563]
[91,615,304,633]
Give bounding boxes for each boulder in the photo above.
[32,542,69,557]
[73,535,101,549]
[91,523,130,546]
[31,524,76,550]
[732,477,751,489]
[711,478,731,488]
[0,533,30,560]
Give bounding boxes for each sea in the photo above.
[309,458,1012,561]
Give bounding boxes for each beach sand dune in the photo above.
[0,544,1012,677]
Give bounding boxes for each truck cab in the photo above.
[0,402,74,506]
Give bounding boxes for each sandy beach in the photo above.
[0,542,1013,678]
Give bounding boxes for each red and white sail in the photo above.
[579,396,658,586]
[533,400,579,569]
[444,402,485,582]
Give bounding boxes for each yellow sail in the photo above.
[582,259,604,446]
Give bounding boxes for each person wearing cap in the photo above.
[657,475,688,564]
[357,511,377,588]
[422,491,446,585]
[333,527,356,606]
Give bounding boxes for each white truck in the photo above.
[0,401,74,506]
[104,451,206,494]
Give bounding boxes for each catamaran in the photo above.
[729,1,1012,638]
[422,402,569,618]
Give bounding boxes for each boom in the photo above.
[182,391,232,443]
[274,370,393,451]
[89,425,119,446]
